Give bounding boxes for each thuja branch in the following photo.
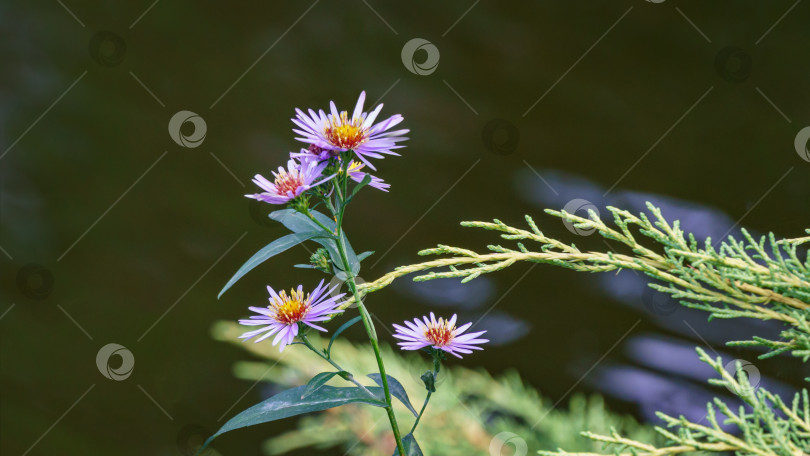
[342,203,810,360]
[538,348,810,456]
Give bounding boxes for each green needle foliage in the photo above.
[338,202,808,456]
[539,348,810,456]
[344,203,810,361]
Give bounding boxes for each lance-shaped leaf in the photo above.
[302,371,349,398]
[218,231,322,298]
[269,209,360,274]
[199,385,386,453]
[392,434,423,456]
[368,374,419,417]
[327,316,363,356]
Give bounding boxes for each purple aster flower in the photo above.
[347,160,390,192]
[291,91,409,170]
[238,280,346,352]
[245,156,334,205]
[392,313,489,358]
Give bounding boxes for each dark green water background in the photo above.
[2,1,809,455]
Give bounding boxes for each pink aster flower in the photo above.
[347,160,390,192]
[245,157,334,205]
[392,313,489,358]
[291,91,409,170]
[238,280,345,352]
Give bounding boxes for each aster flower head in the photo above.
[347,160,390,192]
[392,313,489,358]
[245,156,334,205]
[238,279,345,352]
[292,91,409,170]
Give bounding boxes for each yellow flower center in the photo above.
[273,168,305,196]
[424,318,455,347]
[325,112,367,150]
[270,289,310,325]
[347,161,365,173]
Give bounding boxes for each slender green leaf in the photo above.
[392,434,423,456]
[269,209,360,274]
[327,316,363,356]
[346,174,372,202]
[302,372,348,398]
[218,231,320,298]
[199,385,386,453]
[368,374,418,417]
[357,251,375,262]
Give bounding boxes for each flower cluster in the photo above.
[212,90,490,456]
[245,91,406,206]
[238,91,489,361]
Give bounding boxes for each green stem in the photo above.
[299,332,373,396]
[339,163,406,455]
[411,355,441,434]
[307,158,407,456]
[409,391,431,434]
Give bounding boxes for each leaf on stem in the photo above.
[302,371,349,398]
[269,209,360,275]
[357,251,375,262]
[346,174,373,204]
[392,434,423,456]
[368,374,419,417]
[327,316,363,356]
[218,231,322,298]
[199,385,386,453]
